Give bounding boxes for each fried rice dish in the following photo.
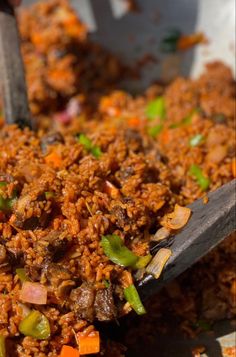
[0,1,235,356]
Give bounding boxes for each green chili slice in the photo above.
[189,164,210,191]
[133,254,152,269]
[90,146,102,159]
[101,235,138,267]
[103,279,111,288]
[169,111,195,129]
[16,268,28,283]
[0,336,6,357]
[124,284,146,315]
[19,310,50,340]
[0,181,16,212]
[146,96,166,121]
[148,124,163,137]
[45,191,55,199]
[77,134,102,159]
[189,134,204,147]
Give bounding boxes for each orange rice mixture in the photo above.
[0,1,235,356]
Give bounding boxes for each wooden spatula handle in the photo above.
[0,0,32,128]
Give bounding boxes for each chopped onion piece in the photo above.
[18,303,31,318]
[54,111,71,124]
[152,226,171,242]
[20,282,47,305]
[146,248,172,279]
[161,204,191,230]
[104,180,120,199]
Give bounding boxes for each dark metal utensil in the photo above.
[138,179,236,300]
[0,0,32,128]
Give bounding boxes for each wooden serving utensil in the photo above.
[138,179,236,300]
[0,0,32,128]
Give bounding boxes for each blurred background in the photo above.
[22,0,235,93]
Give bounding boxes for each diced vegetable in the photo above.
[60,345,80,357]
[146,96,166,121]
[91,146,102,159]
[78,134,102,159]
[20,282,47,305]
[152,227,171,242]
[0,181,16,212]
[0,336,6,357]
[133,254,152,269]
[19,310,50,340]
[160,29,181,53]
[148,124,163,137]
[124,284,146,315]
[189,134,204,147]
[104,180,120,199]
[189,164,210,191]
[161,30,205,53]
[45,151,62,168]
[16,268,28,283]
[103,279,111,288]
[146,248,172,279]
[127,117,141,128]
[77,331,100,355]
[45,191,55,199]
[169,111,194,128]
[161,204,191,230]
[101,234,138,267]
[54,111,72,124]
[177,32,205,51]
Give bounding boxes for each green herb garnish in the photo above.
[103,279,111,288]
[148,124,163,137]
[45,192,55,199]
[189,164,210,191]
[78,134,102,159]
[0,181,17,212]
[169,111,195,129]
[146,96,166,121]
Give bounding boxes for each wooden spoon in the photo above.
[0,0,32,128]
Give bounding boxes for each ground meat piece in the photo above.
[46,236,70,262]
[44,263,75,299]
[124,129,143,152]
[110,205,129,229]
[13,189,52,229]
[25,265,42,281]
[70,283,95,322]
[40,131,64,154]
[44,263,72,283]
[94,287,117,321]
